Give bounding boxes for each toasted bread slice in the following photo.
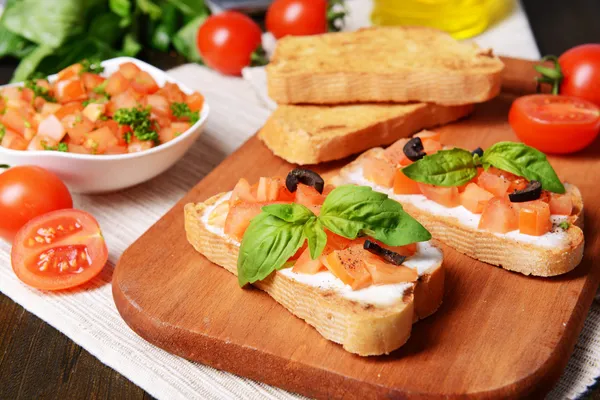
[333,149,585,277]
[267,27,504,106]
[258,103,473,165]
[184,193,445,356]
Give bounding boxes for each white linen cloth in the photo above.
[1,1,598,399]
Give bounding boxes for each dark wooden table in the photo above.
[2,4,600,398]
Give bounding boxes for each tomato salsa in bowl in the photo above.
[0,57,209,194]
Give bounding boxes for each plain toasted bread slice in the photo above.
[184,193,444,356]
[258,103,473,165]
[334,149,585,277]
[267,27,504,106]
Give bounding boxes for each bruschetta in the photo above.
[184,169,445,356]
[333,131,584,277]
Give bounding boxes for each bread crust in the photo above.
[258,103,473,165]
[184,193,444,356]
[335,149,585,277]
[266,27,504,106]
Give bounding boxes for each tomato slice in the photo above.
[11,209,108,291]
[509,94,600,154]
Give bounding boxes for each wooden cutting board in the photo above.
[113,58,600,399]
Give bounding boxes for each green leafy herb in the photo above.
[402,148,478,187]
[327,0,348,32]
[80,58,104,74]
[237,185,432,286]
[558,221,570,231]
[172,15,206,63]
[170,102,199,124]
[24,75,56,102]
[482,142,565,194]
[0,124,5,142]
[124,131,132,144]
[113,106,158,143]
[93,80,108,94]
[42,141,69,152]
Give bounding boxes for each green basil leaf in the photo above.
[262,203,315,223]
[109,0,132,17]
[172,15,206,63]
[482,142,565,193]
[319,185,431,246]
[402,148,478,187]
[166,0,210,16]
[304,218,327,260]
[138,0,163,20]
[237,213,306,287]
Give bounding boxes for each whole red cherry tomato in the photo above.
[266,0,328,39]
[0,166,73,242]
[197,11,263,76]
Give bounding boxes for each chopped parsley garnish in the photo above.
[93,81,108,94]
[0,124,5,142]
[42,141,69,152]
[124,131,132,144]
[24,76,56,103]
[558,221,570,231]
[80,58,104,74]
[82,95,110,107]
[170,102,199,124]
[113,106,159,143]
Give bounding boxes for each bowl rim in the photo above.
[0,56,209,161]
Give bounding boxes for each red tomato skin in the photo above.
[559,44,600,108]
[266,0,328,39]
[197,11,263,76]
[0,166,73,242]
[11,209,108,291]
[509,94,600,154]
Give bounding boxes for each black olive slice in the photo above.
[403,137,426,161]
[508,180,542,203]
[285,169,325,194]
[363,239,407,266]
[472,147,484,157]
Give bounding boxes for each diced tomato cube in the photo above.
[324,246,372,290]
[171,122,190,136]
[37,114,66,142]
[363,253,418,285]
[23,127,36,141]
[108,90,138,115]
[292,247,325,274]
[57,63,83,81]
[393,168,421,194]
[478,197,519,233]
[62,113,95,144]
[118,62,141,80]
[256,177,283,202]
[383,138,411,166]
[127,138,154,153]
[81,73,105,91]
[418,183,460,207]
[83,126,118,154]
[2,108,30,135]
[0,129,28,150]
[2,86,22,101]
[230,178,257,207]
[158,125,174,144]
[82,103,106,122]
[55,79,87,103]
[157,82,186,103]
[105,145,128,154]
[67,143,92,154]
[54,102,84,120]
[518,200,552,236]
[224,202,265,242]
[478,169,512,197]
[295,183,326,207]
[144,94,170,118]
[20,87,35,103]
[363,154,395,188]
[423,138,442,154]
[459,183,494,214]
[186,92,204,112]
[105,71,130,96]
[548,192,573,216]
[130,71,159,95]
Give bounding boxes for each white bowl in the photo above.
[0,57,209,194]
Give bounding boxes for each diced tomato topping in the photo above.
[108,90,138,114]
[292,247,325,274]
[295,183,326,207]
[82,103,106,122]
[323,245,372,290]
[363,154,395,188]
[230,178,257,206]
[383,138,411,166]
[186,92,205,112]
[37,114,66,142]
[57,63,83,81]
[67,143,92,154]
[145,94,170,117]
[81,73,105,91]
[518,200,552,236]
[105,145,128,154]
[459,183,494,214]
[2,86,22,101]
[1,129,28,150]
[62,114,95,144]
[418,183,460,207]
[130,71,159,94]
[171,121,190,136]
[127,138,154,153]
[423,139,442,154]
[83,126,118,154]
[21,87,35,103]
[54,102,84,120]
[363,254,418,285]
[351,237,417,257]
[55,79,87,104]
[157,82,186,103]
[105,72,130,96]
[256,177,283,202]
[478,169,512,197]
[478,197,519,233]
[40,102,62,117]
[118,62,141,80]
[2,108,31,135]
[224,202,265,241]
[393,168,421,194]
[548,192,573,215]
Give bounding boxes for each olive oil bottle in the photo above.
[371,0,512,39]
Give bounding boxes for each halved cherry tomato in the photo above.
[509,94,600,154]
[11,209,108,290]
[0,166,73,242]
